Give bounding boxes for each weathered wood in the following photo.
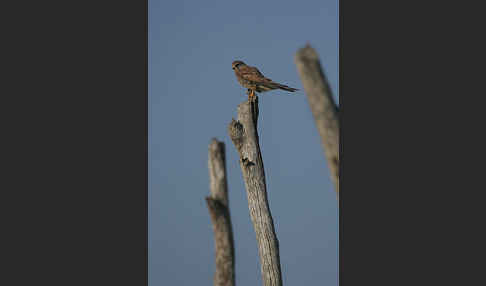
[228,97,282,286]
[206,139,235,286]
[295,44,340,195]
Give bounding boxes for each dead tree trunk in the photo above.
[206,139,235,286]
[295,44,340,195]
[228,97,282,286]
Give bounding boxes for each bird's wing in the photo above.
[238,66,272,84]
[238,65,298,92]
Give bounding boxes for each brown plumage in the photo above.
[232,60,298,99]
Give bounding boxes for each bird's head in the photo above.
[232,60,245,70]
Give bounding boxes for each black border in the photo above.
[4,1,148,285]
[340,0,475,285]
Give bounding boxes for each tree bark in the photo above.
[295,44,340,195]
[228,97,282,286]
[206,138,235,286]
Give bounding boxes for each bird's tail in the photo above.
[275,83,298,92]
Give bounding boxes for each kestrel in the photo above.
[232,60,298,100]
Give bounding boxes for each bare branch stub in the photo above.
[295,44,340,195]
[207,138,235,286]
[228,119,244,155]
[228,97,283,286]
[208,139,230,206]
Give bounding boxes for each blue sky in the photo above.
[149,0,338,285]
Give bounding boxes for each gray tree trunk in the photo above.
[206,139,235,286]
[228,97,282,286]
[295,44,340,195]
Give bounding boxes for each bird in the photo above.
[232,60,298,100]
